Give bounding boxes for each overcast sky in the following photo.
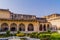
[0,0,60,17]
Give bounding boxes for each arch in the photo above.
[43,24,46,31]
[1,23,9,31]
[28,24,34,31]
[10,23,17,31]
[39,24,43,31]
[47,24,50,29]
[19,23,25,31]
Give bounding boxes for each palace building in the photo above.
[0,9,59,33]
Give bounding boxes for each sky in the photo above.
[0,0,60,17]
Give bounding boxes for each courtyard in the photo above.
[0,30,59,40]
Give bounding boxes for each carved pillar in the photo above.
[17,24,19,31]
[46,24,47,31]
[25,24,28,32]
[9,24,10,31]
[42,24,44,31]
[0,24,1,31]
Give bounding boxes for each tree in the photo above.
[6,30,10,37]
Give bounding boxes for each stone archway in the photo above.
[43,24,46,31]
[47,24,50,30]
[28,24,34,31]
[1,23,9,31]
[10,23,17,31]
[39,24,43,31]
[19,23,25,31]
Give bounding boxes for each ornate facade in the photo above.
[0,9,58,33]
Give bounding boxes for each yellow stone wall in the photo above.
[0,20,39,32]
[48,19,60,29]
[0,9,51,32]
[0,10,10,19]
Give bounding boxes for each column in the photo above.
[9,27,10,31]
[0,24,1,32]
[35,23,39,32]
[9,24,10,31]
[37,24,39,32]
[25,24,28,33]
[42,24,44,32]
[49,24,52,30]
[46,24,47,31]
[17,24,19,31]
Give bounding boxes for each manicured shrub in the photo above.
[5,30,10,37]
[29,32,38,38]
[50,33,60,40]
[38,34,51,40]
[16,32,25,37]
[17,31,20,34]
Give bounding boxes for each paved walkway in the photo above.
[0,36,40,40]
